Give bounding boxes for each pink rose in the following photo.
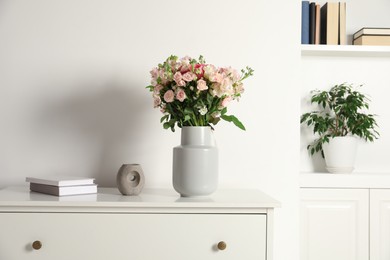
[153,96,161,108]
[179,56,192,74]
[179,64,191,74]
[176,88,186,102]
[182,72,196,82]
[197,79,208,91]
[212,73,224,83]
[150,68,159,85]
[153,84,163,95]
[173,72,183,85]
[221,96,232,107]
[177,80,186,87]
[150,67,158,78]
[194,64,205,79]
[163,90,175,103]
[174,71,186,86]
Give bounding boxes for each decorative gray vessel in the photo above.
[117,164,145,196]
[172,126,218,197]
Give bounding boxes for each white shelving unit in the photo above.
[300,1,390,259]
[300,172,390,188]
[300,1,390,175]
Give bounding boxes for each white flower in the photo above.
[199,106,208,115]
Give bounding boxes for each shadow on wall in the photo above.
[36,80,150,186]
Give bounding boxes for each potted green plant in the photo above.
[300,83,379,173]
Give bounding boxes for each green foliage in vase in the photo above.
[300,83,379,156]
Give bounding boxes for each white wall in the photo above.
[0,1,300,259]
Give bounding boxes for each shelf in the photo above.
[300,172,390,189]
[301,44,390,57]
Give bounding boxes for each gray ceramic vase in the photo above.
[172,126,218,197]
[117,164,145,196]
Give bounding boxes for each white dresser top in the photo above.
[0,186,280,214]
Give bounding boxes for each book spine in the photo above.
[314,4,321,44]
[301,1,310,44]
[320,3,328,44]
[320,2,339,45]
[309,2,316,44]
[338,2,346,45]
[330,2,339,45]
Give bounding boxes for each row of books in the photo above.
[353,27,390,46]
[26,176,97,196]
[301,1,346,45]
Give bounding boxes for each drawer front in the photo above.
[0,213,266,260]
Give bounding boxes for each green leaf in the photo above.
[221,115,246,130]
[230,115,246,130]
[160,115,169,123]
[221,115,232,122]
[221,107,228,115]
[206,93,213,106]
[184,115,191,122]
[184,107,193,114]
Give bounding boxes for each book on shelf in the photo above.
[301,1,346,45]
[29,183,98,196]
[353,28,390,39]
[26,176,95,187]
[309,2,316,44]
[315,4,321,44]
[338,2,346,45]
[301,1,310,44]
[320,2,339,45]
[353,35,390,46]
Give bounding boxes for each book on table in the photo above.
[29,182,97,196]
[26,176,97,196]
[26,176,95,186]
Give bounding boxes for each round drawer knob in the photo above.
[217,241,227,250]
[32,240,42,250]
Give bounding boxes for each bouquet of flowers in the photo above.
[146,55,253,131]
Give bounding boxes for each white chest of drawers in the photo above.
[0,187,279,260]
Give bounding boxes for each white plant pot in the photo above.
[322,136,358,173]
[172,126,218,197]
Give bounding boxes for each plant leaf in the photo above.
[221,114,246,130]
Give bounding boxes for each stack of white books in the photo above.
[26,176,97,196]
